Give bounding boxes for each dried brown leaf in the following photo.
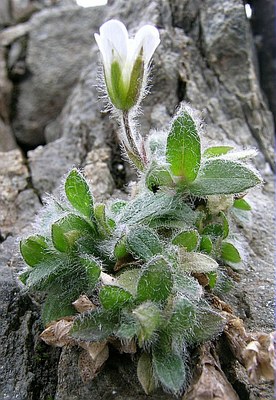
[243,332,275,383]
[79,341,108,360]
[40,318,74,347]
[183,343,239,400]
[78,344,109,383]
[211,295,233,313]
[72,294,96,313]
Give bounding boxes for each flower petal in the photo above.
[134,25,160,65]
[99,19,129,65]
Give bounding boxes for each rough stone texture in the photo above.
[55,346,172,400]
[0,0,274,399]
[0,149,41,238]
[12,5,107,146]
[249,0,276,124]
[0,238,60,400]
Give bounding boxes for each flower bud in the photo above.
[94,20,160,111]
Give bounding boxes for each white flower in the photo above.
[94,19,160,111]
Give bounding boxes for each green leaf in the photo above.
[203,146,233,158]
[133,302,162,345]
[173,272,202,300]
[189,159,261,195]
[99,285,133,310]
[152,347,186,394]
[94,203,114,238]
[200,235,213,254]
[126,226,162,260]
[166,111,201,181]
[137,257,173,303]
[25,254,67,290]
[221,242,241,263]
[51,213,97,253]
[117,268,140,296]
[172,230,199,251]
[110,200,128,216]
[19,270,31,285]
[137,353,157,395]
[116,314,138,340]
[65,169,94,219]
[114,235,129,259]
[233,198,251,210]
[120,191,196,227]
[202,224,224,237]
[79,255,101,289]
[145,162,174,192]
[20,235,50,267]
[219,211,229,239]
[42,285,80,325]
[168,297,196,335]
[180,252,218,273]
[70,309,118,341]
[207,271,217,289]
[190,306,225,345]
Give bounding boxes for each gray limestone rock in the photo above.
[12,5,107,147]
[0,149,41,238]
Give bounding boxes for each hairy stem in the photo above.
[122,111,147,170]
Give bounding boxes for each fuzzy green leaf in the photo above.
[99,285,133,310]
[137,257,173,303]
[145,162,174,192]
[42,286,79,325]
[79,256,101,289]
[65,169,94,219]
[200,235,213,254]
[25,254,67,290]
[190,307,225,345]
[207,271,217,289]
[152,347,186,394]
[219,211,229,239]
[51,214,97,253]
[221,242,241,263]
[116,314,138,340]
[137,353,157,395]
[168,297,196,335]
[126,226,162,260]
[20,235,50,267]
[180,252,218,273]
[172,230,199,251]
[233,198,251,211]
[189,159,261,195]
[70,309,117,341]
[203,146,233,158]
[202,224,224,237]
[120,191,196,227]
[166,111,201,181]
[133,302,162,345]
[94,203,115,238]
[114,235,129,259]
[117,268,140,296]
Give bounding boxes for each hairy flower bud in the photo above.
[94,19,160,111]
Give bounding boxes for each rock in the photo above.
[55,346,172,400]
[0,118,17,151]
[0,0,11,29]
[12,5,107,147]
[28,136,87,197]
[0,238,60,400]
[0,149,41,238]
[84,147,115,202]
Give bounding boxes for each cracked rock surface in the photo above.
[0,0,274,399]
